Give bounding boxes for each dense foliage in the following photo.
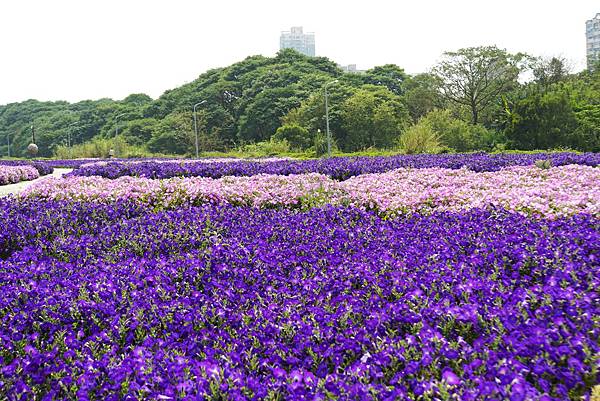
[505,63,600,151]
[2,49,599,158]
[1,50,394,157]
[0,96,152,158]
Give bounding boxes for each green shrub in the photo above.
[240,139,291,157]
[313,129,338,157]
[273,124,312,150]
[54,137,153,159]
[398,121,442,154]
[421,109,498,151]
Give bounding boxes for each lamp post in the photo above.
[193,100,207,159]
[27,124,39,156]
[6,133,10,158]
[324,79,338,158]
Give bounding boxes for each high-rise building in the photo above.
[339,64,366,74]
[280,27,315,57]
[586,13,600,69]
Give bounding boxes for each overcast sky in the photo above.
[0,0,598,105]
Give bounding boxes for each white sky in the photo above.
[0,0,598,105]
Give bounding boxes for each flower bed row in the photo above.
[67,152,600,180]
[0,165,39,186]
[23,165,600,218]
[0,199,597,400]
[0,160,53,176]
[26,157,288,170]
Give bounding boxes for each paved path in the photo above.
[0,168,73,197]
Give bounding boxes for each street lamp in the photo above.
[324,79,338,157]
[193,100,207,159]
[6,133,10,158]
[27,124,39,156]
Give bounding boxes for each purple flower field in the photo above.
[0,153,598,400]
[66,152,600,180]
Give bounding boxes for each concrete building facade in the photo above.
[339,64,366,74]
[587,13,600,69]
[280,26,315,57]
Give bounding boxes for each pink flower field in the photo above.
[0,165,39,186]
[22,164,600,218]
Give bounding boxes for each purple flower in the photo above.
[0,200,597,399]
[442,368,461,386]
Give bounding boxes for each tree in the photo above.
[420,109,500,151]
[237,87,303,143]
[122,93,153,106]
[532,57,570,89]
[340,85,410,151]
[421,109,474,152]
[505,91,578,150]
[433,46,527,125]
[0,49,416,155]
[363,64,408,96]
[280,83,357,148]
[273,124,312,150]
[573,105,600,151]
[147,112,194,154]
[121,118,160,145]
[398,120,442,154]
[403,73,445,121]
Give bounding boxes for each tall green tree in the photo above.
[573,105,600,151]
[237,87,304,143]
[363,64,409,96]
[403,73,445,121]
[532,57,570,89]
[280,83,357,147]
[147,112,194,154]
[505,91,578,150]
[433,46,527,125]
[419,109,498,152]
[121,118,160,145]
[340,85,410,151]
[273,124,312,150]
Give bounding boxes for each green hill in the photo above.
[0,49,411,157]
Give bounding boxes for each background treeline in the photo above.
[1,47,599,158]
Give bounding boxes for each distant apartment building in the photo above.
[587,13,600,69]
[339,64,366,74]
[280,26,315,57]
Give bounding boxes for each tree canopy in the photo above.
[433,46,527,125]
[1,46,599,157]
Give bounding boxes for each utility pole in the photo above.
[324,79,339,157]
